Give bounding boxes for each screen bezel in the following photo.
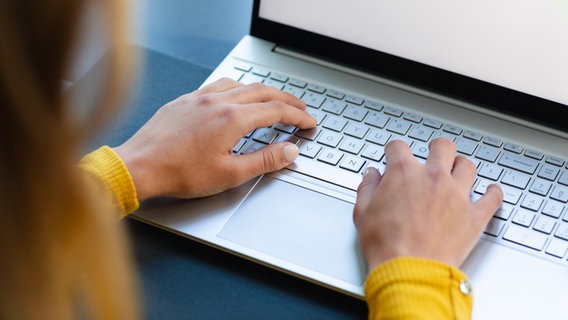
[251,0,567,133]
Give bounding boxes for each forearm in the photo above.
[365,257,473,320]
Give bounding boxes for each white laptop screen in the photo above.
[255,0,568,132]
[259,0,568,107]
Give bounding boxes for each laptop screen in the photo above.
[253,0,568,132]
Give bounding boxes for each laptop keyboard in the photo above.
[229,61,568,266]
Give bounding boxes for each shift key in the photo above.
[503,225,547,251]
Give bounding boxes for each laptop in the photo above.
[134,1,568,318]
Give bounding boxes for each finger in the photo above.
[196,77,243,96]
[216,82,307,110]
[426,137,457,170]
[229,142,300,182]
[451,155,477,192]
[354,167,382,218]
[383,139,416,169]
[237,100,317,130]
[472,184,504,227]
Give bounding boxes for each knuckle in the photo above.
[261,148,279,172]
[194,93,217,107]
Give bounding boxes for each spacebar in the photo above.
[285,156,363,191]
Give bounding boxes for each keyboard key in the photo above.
[307,83,326,94]
[478,163,503,181]
[345,95,365,105]
[409,125,434,142]
[455,137,478,156]
[423,118,443,129]
[534,216,556,234]
[364,111,390,128]
[524,149,544,160]
[298,141,322,158]
[494,202,514,220]
[550,185,568,203]
[463,130,483,141]
[273,123,297,134]
[302,92,325,108]
[512,209,536,227]
[343,105,368,122]
[542,200,565,218]
[501,170,531,189]
[403,112,423,123]
[384,106,403,117]
[270,72,289,82]
[476,145,501,162]
[498,151,539,174]
[503,225,547,251]
[529,178,552,196]
[545,155,565,167]
[503,143,523,154]
[538,164,560,181]
[263,78,284,90]
[411,142,430,159]
[344,123,369,139]
[252,128,278,144]
[326,89,345,100]
[546,238,568,258]
[288,78,307,88]
[283,85,304,99]
[317,148,344,165]
[366,129,391,146]
[555,222,568,241]
[483,136,503,147]
[521,194,544,211]
[317,130,343,148]
[252,67,270,77]
[339,137,365,155]
[339,155,366,173]
[361,144,385,162]
[286,156,362,191]
[305,109,326,125]
[484,218,506,237]
[322,98,347,115]
[560,170,568,186]
[386,119,412,135]
[364,100,383,111]
[322,116,348,132]
[443,124,463,135]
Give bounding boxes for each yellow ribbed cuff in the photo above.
[80,146,139,217]
[365,257,473,319]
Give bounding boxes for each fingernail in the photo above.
[362,167,371,177]
[283,144,299,162]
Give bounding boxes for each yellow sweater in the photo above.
[81,146,473,319]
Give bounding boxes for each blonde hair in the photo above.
[0,0,140,319]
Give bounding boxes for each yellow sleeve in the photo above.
[79,146,139,218]
[365,257,473,320]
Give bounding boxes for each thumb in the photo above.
[234,142,299,179]
[354,167,382,221]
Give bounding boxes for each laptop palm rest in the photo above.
[217,176,366,285]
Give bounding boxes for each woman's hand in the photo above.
[114,78,316,201]
[354,138,503,270]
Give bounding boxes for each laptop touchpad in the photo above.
[217,176,366,285]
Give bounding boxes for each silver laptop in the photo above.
[134,1,568,318]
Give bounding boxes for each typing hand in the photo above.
[354,138,503,270]
[114,78,317,200]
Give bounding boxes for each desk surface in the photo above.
[100,1,368,318]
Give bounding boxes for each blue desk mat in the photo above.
[89,48,367,319]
